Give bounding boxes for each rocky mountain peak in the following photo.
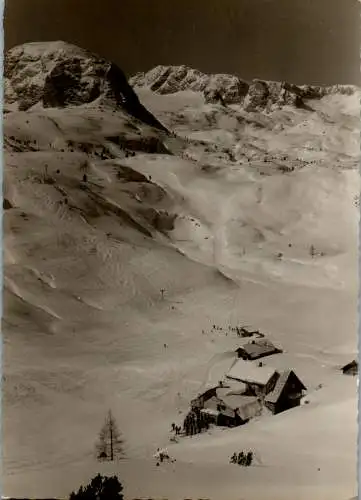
[5,41,168,132]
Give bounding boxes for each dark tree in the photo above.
[96,410,124,461]
[69,474,123,500]
[244,451,252,466]
[183,409,209,437]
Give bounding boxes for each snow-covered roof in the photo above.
[236,397,262,421]
[203,393,262,421]
[216,382,247,399]
[200,408,220,417]
[226,361,276,385]
[236,339,281,359]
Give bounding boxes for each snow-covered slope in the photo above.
[3,42,359,500]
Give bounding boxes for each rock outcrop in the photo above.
[130,65,250,105]
[5,41,168,132]
[243,80,306,111]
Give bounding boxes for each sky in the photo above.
[4,0,361,85]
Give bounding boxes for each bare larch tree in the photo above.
[96,410,124,461]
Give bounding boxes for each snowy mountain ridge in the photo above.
[130,64,358,111]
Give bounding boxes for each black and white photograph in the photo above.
[2,1,360,499]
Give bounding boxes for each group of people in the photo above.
[171,422,182,435]
[230,451,254,466]
[205,323,262,339]
[154,448,175,466]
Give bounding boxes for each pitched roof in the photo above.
[237,339,281,360]
[203,396,225,412]
[202,395,262,421]
[220,406,238,419]
[216,383,247,400]
[219,394,262,421]
[265,370,306,404]
[226,361,276,385]
[200,408,219,418]
[203,397,237,419]
[237,398,263,421]
[220,394,256,409]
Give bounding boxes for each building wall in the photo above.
[244,383,263,396]
[266,393,302,415]
[236,348,249,360]
[278,394,302,413]
[192,387,218,408]
[343,366,358,376]
[265,401,276,414]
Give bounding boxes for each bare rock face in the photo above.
[243,80,305,111]
[5,41,168,132]
[131,65,205,94]
[131,65,250,105]
[203,77,249,105]
[42,57,101,108]
[243,80,270,111]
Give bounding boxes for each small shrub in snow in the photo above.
[69,474,124,500]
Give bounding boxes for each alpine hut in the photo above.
[235,338,282,361]
[264,370,307,414]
